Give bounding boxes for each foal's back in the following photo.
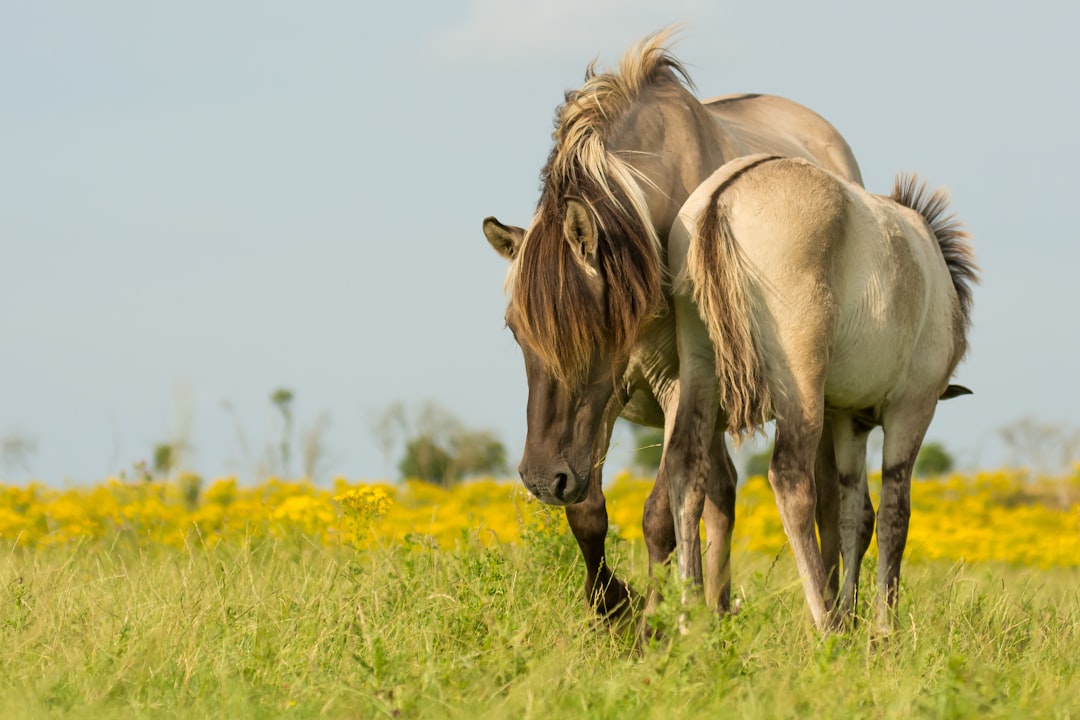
[720,156,962,412]
[682,156,963,416]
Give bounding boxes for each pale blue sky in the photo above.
[2,1,1076,483]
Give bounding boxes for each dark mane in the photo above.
[891,174,979,356]
[509,31,689,384]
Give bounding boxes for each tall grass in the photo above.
[1,514,1077,719]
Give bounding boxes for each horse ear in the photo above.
[483,217,525,261]
[563,199,598,263]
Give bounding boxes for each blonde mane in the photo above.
[510,30,690,385]
[685,156,784,437]
[549,28,692,200]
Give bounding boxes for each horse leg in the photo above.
[829,414,872,622]
[770,409,831,631]
[665,415,710,593]
[856,475,876,582]
[642,463,676,618]
[814,423,841,609]
[643,419,734,619]
[703,428,736,613]
[851,436,878,620]
[564,468,631,618]
[875,402,935,635]
[667,301,721,603]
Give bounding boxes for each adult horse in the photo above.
[483,30,865,619]
[667,155,977,631]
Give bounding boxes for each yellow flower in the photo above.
[336,486,392,520]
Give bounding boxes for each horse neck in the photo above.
[610,84,729,234]
[625,306,680,411]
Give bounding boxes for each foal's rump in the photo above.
[670,155,966,432]
[823,179,961,411]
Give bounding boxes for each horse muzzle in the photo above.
[519,461,589,506]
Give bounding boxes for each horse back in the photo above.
[701,93,864,186]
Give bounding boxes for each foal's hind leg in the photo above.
[703,428,737,613]
[770,398,832,630]
[564,468,632,618]
[830,414,873,622]
[875,401,936,635]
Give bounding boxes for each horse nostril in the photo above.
[552,472,569,501]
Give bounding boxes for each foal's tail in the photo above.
[891,174,980,348]
[685,161,776,438]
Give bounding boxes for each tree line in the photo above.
[9,386,1074,486]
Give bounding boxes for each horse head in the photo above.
[483,206,633,506]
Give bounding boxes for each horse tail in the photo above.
[685,162,776,438]
[891,174,980,352]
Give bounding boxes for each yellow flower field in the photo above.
[0,469,1077,567]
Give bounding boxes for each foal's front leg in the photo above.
[641,460,676,618]
[664,407,715,598]
[642,420,734,617]
[703,427,737,613]
[664,339,721,599]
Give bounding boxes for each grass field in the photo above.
[1,472,1078,718]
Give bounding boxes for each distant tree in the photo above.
[0,432,37,476]
[914,441,954,478]
[153,443,175,476]
[745,443,773,479]
[378,401,508,486]
[449,430,508,478]
[399,434,454,486]
[625,424,777,480]
[999,416,1080,476]
[626,423,664,475]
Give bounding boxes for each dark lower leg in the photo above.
[814,427,840,606]
[564,473,630,617]
[771,422,830,630]
[875,455,914,632]
[703,439,736,612]
[642,471,676,615]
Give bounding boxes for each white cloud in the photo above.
[429,0,713,67]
